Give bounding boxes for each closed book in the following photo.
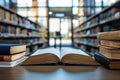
[97,31,120,40]
[23,29,27,36]
[16,27,20,36]
[3,10,6,21]
[101,40,120,48]
[0,44,26,55]
[0,8,4,20]
[6,11,10,22]
[8,26,15,37]
[99,46,120,59]
[94,53,120,69]
[0,52,25,61]
[0,57,27,67]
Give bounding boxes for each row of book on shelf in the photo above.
[0,38,40,44]
[74,25,119,37]
[74,6,120,35]
[77,7,120,30]
[0,7,40,30]
[74,38,99,47]
[0,25,40,37]
[0,5,48,54]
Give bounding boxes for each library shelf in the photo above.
[0,5,48,53]
[73,0,120,56]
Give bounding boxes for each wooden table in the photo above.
[0,66,120,80]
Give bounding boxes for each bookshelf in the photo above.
[73,1,120,56]
[0,6,48,53]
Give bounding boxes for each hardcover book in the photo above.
[100,40,120,48]
[99,46,120,59]
[97,31,120,40]
[0,57,27,67]
[0,44,26,55]
[0,52,25,61]
[22,48,99,65]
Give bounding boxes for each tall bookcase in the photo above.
[0,6,48,53]
[73,1,120,56]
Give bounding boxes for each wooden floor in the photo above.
[0,66,120,80]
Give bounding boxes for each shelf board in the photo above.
[74,28,81,33]
[75,23,98,33]
[99,16,120,25]
[74,40,98,48]
[0,34,41,39]
[27,40,47,46]
[74,16,120,33]
[0,20,40,32]
[74,34,97,38]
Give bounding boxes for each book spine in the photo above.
[6,11,10,22]
[3,10,6,21]
[0,46,10,55]
[0,56,12,61]
[16,27,20,36]
[0,8,4,20]
[0,25,2,35]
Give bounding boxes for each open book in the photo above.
[22,48,99,65]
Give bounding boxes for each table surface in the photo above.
[0,65,120,80]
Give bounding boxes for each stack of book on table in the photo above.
[0,44,27,67]
[95,31,120,69]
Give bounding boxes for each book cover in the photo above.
[0,44,26,55]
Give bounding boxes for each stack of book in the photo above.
[95,31,120,69]
[0,44,27,67]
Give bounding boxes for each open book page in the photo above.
[22,48,60,65]
[60,48,99,65]
[31,48,60,59]
[60,48,89,58]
